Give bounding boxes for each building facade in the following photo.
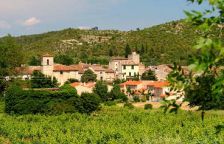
[109,52,146,80]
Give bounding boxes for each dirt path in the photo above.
[119,102,198,111]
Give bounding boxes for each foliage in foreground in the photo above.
[5,84,101,114]
[0,105,223,143]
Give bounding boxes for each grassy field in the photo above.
[0,101,223,144]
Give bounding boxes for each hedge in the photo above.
[5,84,101,115]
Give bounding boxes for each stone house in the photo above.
[109,52,146,80]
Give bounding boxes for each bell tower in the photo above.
[41,54,54,76]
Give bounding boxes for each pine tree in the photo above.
[125,44,131,58]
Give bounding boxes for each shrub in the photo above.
[65,78,79,84]
[109,84,128,102]
[124,102,134,109]
[81,69,97,83]
[104,101,117,106]
[141,96,147,102]
[133,96,140,102]
[79,93,101,114]
[93,81,108,101]
[5,84,83,115]
[31,71,58,88]
[144,104,153,110]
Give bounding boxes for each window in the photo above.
[60,71,63,75]
[47,59,49,65]
[123,65,126,70]
[131,65,134,69]
[100,77,103,81]
[129,72,131,76]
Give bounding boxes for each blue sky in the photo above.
[0,0,210,37]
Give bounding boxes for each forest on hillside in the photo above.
[1,20,224,66]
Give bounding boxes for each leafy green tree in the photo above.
[125,44,131,58]
[79,93,101,114]
[93,81,108,101]
[141,70,157,80]
[164,0,224,122]
[0,35,24,76]
[55,54,74,65]
[109,48,114,57]
[0,79,8,98]
[109,84,127,102]
[81,69,97,83]
[140,44,145,55]
[31,70,58,88]
[28,56,41,66]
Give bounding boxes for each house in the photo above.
[120,80,171,101]
[16,54,115,85]
[70,82,113,95]
[70,82,95,95]
[109,52,146,80]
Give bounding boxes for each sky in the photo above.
[0,0,210,37]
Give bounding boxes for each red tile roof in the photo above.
[70,82,80,88]
[15,66,42,75]
[147,81,169,88]
[105,69,114,73]
[53,64,79,72]
[121,60,138,65]
[120,80,142,86]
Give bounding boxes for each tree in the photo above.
[164,0,224,122]
[109,48,114,57]
[125,44,131,58]
[0,79,8,98]
[140,44,145,55]
[28,56,41,66]
[81,69,97,83]
[0,35,24,76]
[79,93,101,114]
[55,54,74,65]
[109,84,127,102]
[93,81,108,101]
[31,70,58,88]
[141,70,157,80]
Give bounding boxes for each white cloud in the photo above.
[23,17,40,26]
[0,21,11,29]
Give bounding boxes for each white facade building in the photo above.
[109,52,146,80]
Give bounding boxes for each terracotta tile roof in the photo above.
[70,82,80,88]
[105,69,114,73]
[121,60,138,65]
[53,64,78,72]
[90,65,105,71]
[147,81,169,88]
[120,80,142,86]
[70,63,90,74]
[15,66,41,75]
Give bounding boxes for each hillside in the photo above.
[10,20,223,66]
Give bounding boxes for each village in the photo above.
[15,51,184,103]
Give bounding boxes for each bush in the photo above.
[65,78,79,84]
[79,93,101,114]
[124,102,134,109]
[109,84,128,102]
[5,84,101,115]
[93,81,108,101]
[141,96,147,102]
[133,96,140,102]
[104,101,117,106]
[144,104,153,110]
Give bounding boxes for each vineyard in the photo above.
[0,101,223,144]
